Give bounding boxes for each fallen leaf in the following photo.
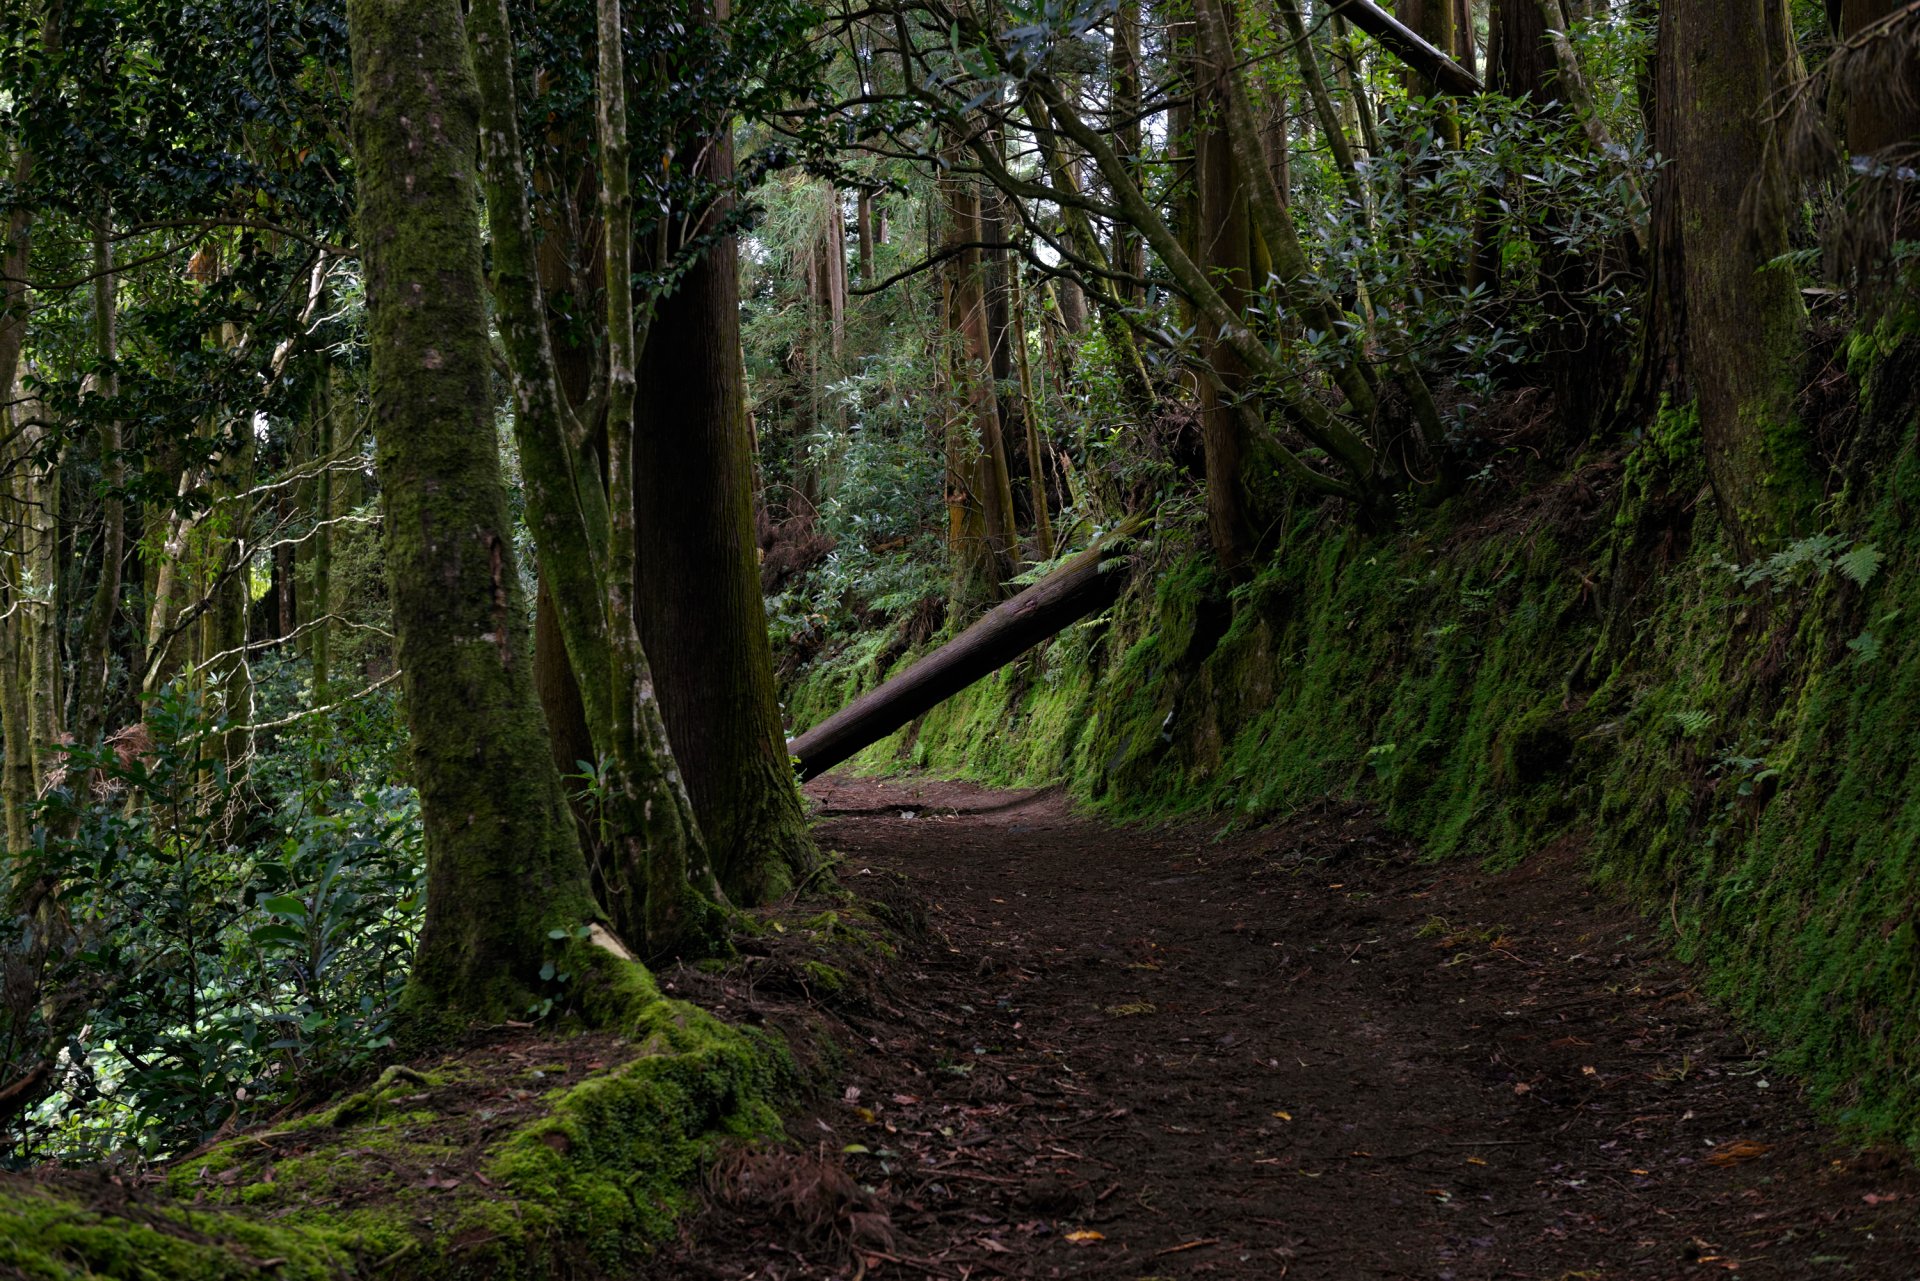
[1271,1110,1293,1121]
[1064,1230,1104,1245]
[1706,1140,1772,1167]
[1581,1066,1598,1076]
[1465,1157,1488,1166]
[1513,1083,1532,1095]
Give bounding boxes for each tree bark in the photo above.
[1659,0,1814,558]
[941,135,1020,607]
[67,216,124,753]
[466,0,721,956]
[788,518,1142,781]
[1191,0,1257,570]
[598,0,728,954]
[631,0,816,908]
[347,0,607,1023]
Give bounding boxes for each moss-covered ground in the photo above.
[786,333,1920,1151]
[0,920,905,1278]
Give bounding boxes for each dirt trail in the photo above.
[649,776,1920,1279]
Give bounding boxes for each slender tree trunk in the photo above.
[631,0,816,908]
[856,188,875,282]
[1010,261,1054,560]
[310,367,336,704]
[1659,0,1813,558]
[70,273,130,731]
[1112,0,1146,302]
[19,384,61,787]
[348,0,609,1024]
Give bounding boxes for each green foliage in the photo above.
[2,673,420,1161]
[1732,532,1884,591]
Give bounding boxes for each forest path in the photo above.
[652,775,1920,1280]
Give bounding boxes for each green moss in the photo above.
[7,981,788,1278]
[797,960,847,993]
[0,1184,364,1281]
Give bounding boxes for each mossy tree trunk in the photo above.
[1659,0,1814,558]
[630,1,816,907]
[594,0,728,952]
[464,0,724,957]
[347,0,608,1024]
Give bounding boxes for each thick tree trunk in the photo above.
[632,32,816,907]
[466,0,720,957]
[941,138,1020,607]
[1659,0,1813,558]
[347,0,606,1024]
[598,0,728,955]
[788,518,1142,781]
[1192,1,1256,571]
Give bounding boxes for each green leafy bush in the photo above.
[1,671,421,1162]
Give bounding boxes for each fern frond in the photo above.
[1836,544,1884,588]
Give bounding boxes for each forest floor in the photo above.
[642,774,1920,1281]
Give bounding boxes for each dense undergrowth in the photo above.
[785,327,1920,1151]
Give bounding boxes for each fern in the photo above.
[1671,709,1714,737]
[1835,543,1884,588]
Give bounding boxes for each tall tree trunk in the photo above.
[632,0,816,908]
[348,0,609,1024]
[465,0,723,957]
[1112,0,1147,302]
[598,0,727,954]
[1191,2,1257,570]
[1010,261,1054,560]
[941,136,1020,607]
[1659,0,1813,558]
[18,383,61,787]
[70,216,123,751]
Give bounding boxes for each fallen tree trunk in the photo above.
[788,518,1144,781]
[1329,0,1483,97]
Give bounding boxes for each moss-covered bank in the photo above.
[788,332,1920,1149]
[0,984,786,1279]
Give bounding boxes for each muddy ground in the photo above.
[642,775,1920,1280]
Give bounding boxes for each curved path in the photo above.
[653,776,1920,1279]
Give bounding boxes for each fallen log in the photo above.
[787,517,1144,781]
[1328,0,1483,97]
